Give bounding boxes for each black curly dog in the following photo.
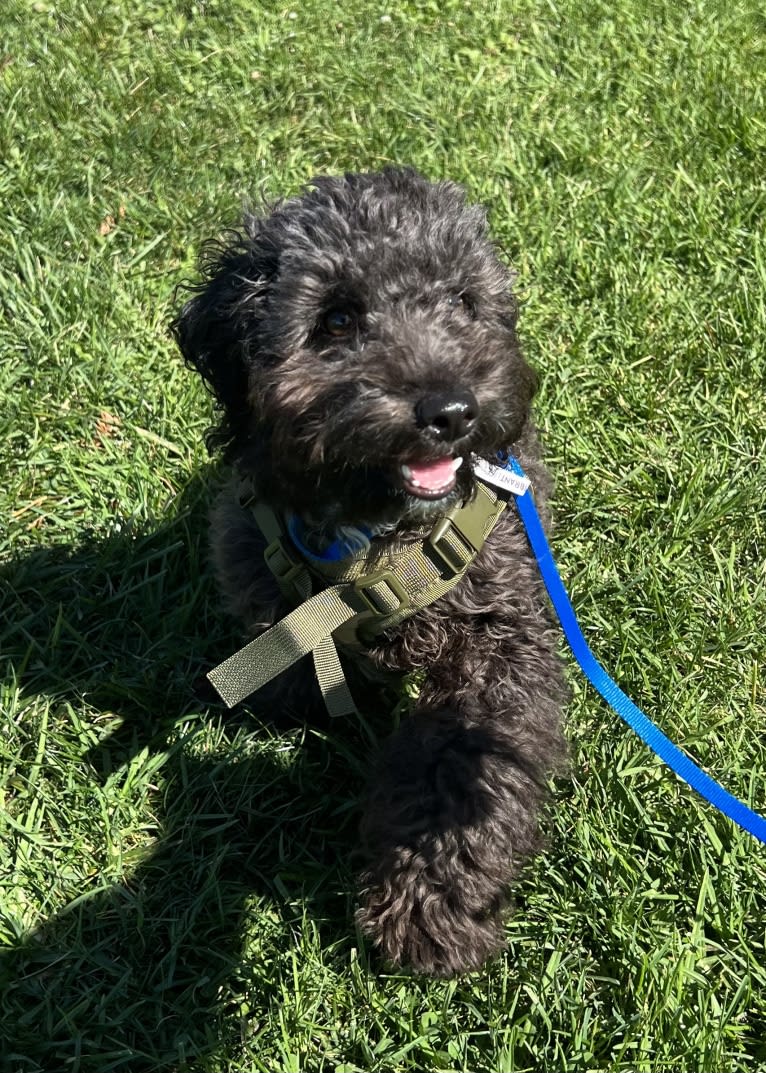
[173,167,566,976]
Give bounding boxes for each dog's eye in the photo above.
[446,293,476,318]
[322,308,355,336]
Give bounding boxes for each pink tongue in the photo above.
[408,457,454,489]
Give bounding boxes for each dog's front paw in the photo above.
[357,871,506,977]
[357,707,545,975]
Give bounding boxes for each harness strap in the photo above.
[208,582,366,708]
[244,494,359,716]
[312,633,359,718]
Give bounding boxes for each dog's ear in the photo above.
[171,219,278,454]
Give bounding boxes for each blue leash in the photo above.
[504,454,766,845]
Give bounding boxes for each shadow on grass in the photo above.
[0,473,372,1072]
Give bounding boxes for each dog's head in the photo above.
[173,167,537,528]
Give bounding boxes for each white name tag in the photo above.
[473,457,531,496]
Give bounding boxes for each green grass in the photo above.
[1,0,765,1069]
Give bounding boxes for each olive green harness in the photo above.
[207,471,521,716]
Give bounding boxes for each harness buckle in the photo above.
[264,538,308,601]
[427,518,476,575]
[427,483,499,575]
[353,570,411,616]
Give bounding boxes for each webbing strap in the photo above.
[246,500,359,717]
[312,636,358,718]
[207,584,364,707]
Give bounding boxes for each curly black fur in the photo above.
[173,166,566,976]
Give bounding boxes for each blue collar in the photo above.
[286,514,374,563]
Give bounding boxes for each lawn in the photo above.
[1,0,765,1070]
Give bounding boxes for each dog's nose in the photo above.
[415,390,479,442]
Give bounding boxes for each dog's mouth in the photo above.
[398,455,463,500]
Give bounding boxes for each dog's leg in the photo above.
[358,634,565,976]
